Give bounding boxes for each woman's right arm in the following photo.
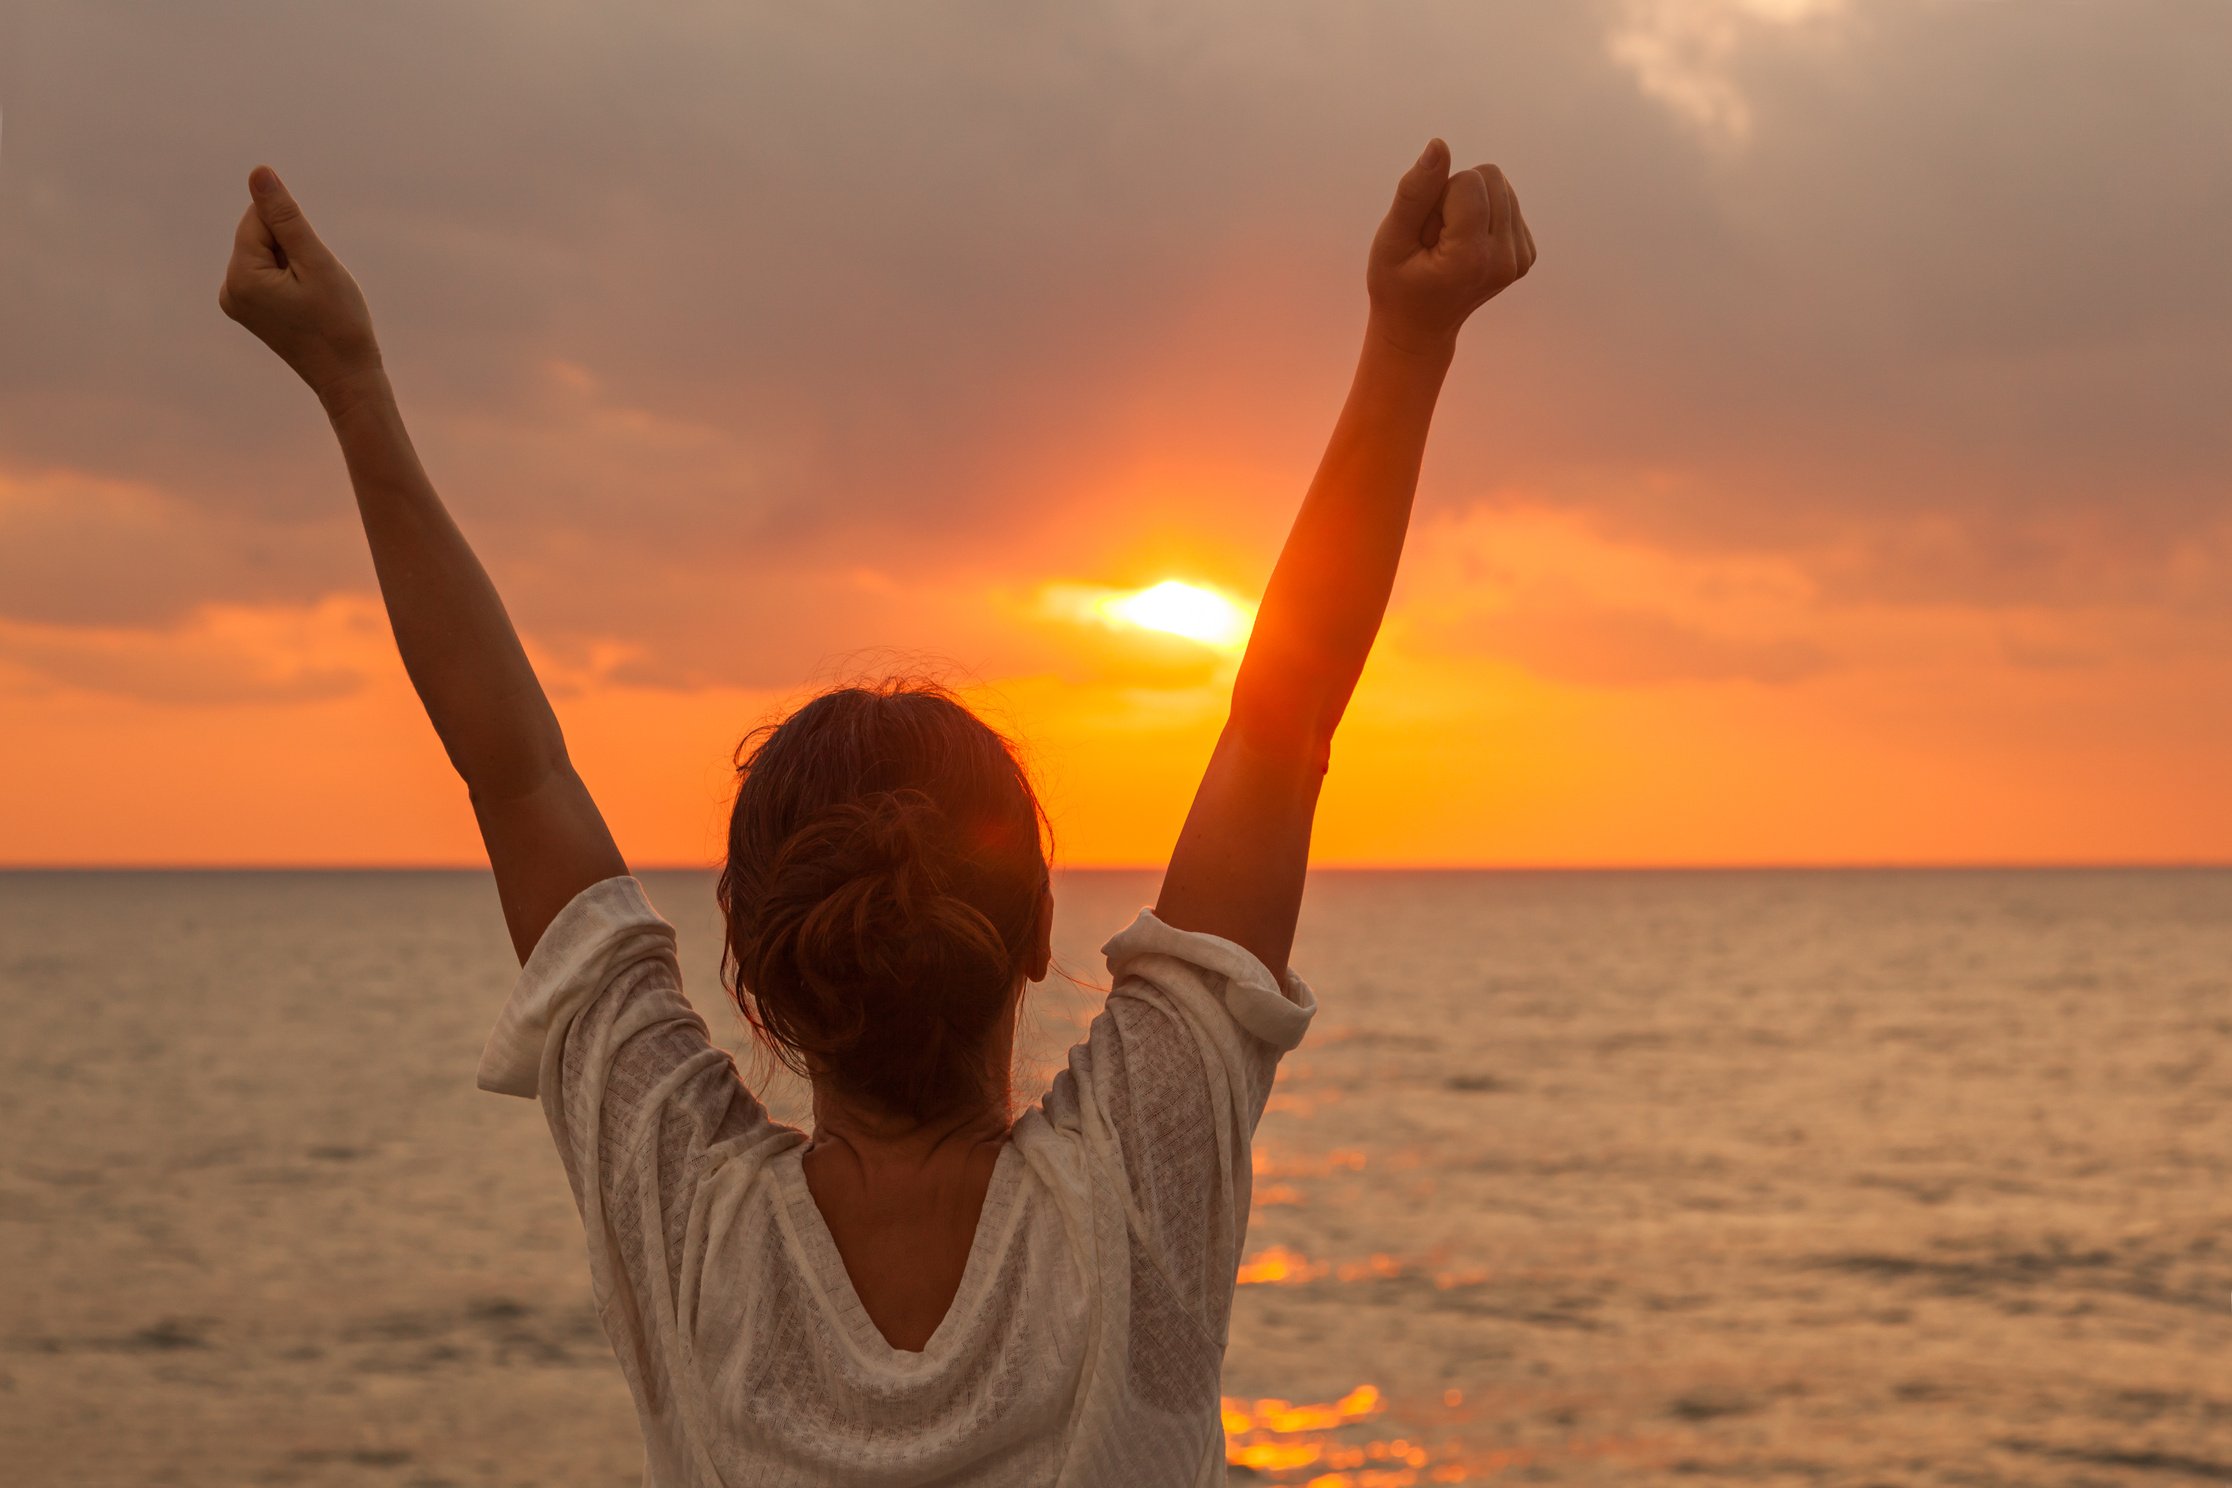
[218,167,626,962]
[1153,139,1536,979]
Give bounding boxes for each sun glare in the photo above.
[1098,580,1254,649]
[1036,576,1258,655]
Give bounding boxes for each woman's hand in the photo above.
[218,166,383,410]
[1160,139,1531,979]
[1365,139,1536,358]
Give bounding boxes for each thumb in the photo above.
[1380,138,1450,246]
[1439,166,1495,247]
[249,166,327,264]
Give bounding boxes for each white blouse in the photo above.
[477,876,1316,1487]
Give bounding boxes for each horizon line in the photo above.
[8,858,2232,874]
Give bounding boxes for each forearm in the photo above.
[1229,313,1453,756]
[320,367,570,799]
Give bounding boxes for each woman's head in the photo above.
[718,679,1052,1126]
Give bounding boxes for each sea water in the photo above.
[1,868,2226,1484]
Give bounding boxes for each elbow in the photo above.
[1228,613,1363,767]
[455,737,574,806]
[1227,669,1340,774]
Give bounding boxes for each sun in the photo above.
[1035,576,1259,653]
[1097,580,1255,650]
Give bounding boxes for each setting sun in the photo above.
[1099,580,1256,650]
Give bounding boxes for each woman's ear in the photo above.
[1027,883,1054,982]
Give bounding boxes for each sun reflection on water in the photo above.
[1221,1250,1678,1480]
[1236,1244,1483,1290]
[1235,1244,1325,1285]
[1253,1147,1369,1178]
[1221,1382,1509,1484]
[1220,1380,1685,1482]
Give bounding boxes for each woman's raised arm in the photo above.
[1154,140,1535,979]
[219,167,624,961]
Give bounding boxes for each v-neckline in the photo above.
[773,1134,1024,1367]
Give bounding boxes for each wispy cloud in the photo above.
[1607,0,1852,142]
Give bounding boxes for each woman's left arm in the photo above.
[220,166,624,961]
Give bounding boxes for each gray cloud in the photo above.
[3,0,2230,684]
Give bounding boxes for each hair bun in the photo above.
[718,680,1052,1123]
[740,788,1020,1113]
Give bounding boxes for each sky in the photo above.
[3,0,2231,867]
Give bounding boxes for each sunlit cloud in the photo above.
[0,461,363,630]
[1396,505,1837,687]
[0,596,392,705]
[1607,0,1851,142]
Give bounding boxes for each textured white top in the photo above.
[477,876,1316,1487]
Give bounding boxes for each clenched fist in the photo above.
[218,167,382,406]
[1366,139,1536,356]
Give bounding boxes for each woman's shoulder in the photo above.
[1101,907,1318,1056]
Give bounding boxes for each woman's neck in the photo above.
[806,1090,1012,1172]
[805,987,1024,1166]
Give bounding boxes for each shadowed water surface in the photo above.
[1,868,2227,1484]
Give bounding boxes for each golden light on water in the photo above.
[1219,1257,1501,1481]
[1236,1244,1327,1286]
[1236,1243,1488,1291]
[1223,1384,1487,1484]
[1217,1375,1670,1483]
[1229,1385,1384,1435]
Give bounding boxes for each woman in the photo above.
[219,138,1533,1486]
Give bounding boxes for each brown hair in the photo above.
[717,679,1051,1124]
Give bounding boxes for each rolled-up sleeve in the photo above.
[1101,910,1317,1071]
[1041,909,1317,1349]
[476,876,774,1428]
[478,875,680,1100]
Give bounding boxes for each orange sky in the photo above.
[5,2,2232,867]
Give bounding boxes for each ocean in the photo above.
[1,867,2226,1485]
